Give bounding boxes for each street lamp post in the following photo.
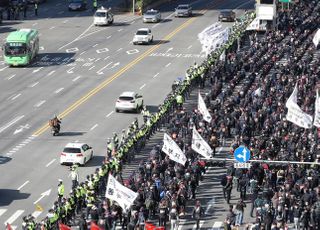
[133,0,135,14]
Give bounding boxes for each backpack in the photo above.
[221,175,227,186]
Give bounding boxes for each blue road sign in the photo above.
[234,146,250,163]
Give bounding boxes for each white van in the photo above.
[94,7,114,26]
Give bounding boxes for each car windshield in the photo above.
[136,30,148,35]
[63,147,81,153]
[177,5,188,10]
[4,42,27,56]
[95,12,106,17]
[119,96,134,101]
[145,11,157,15]
[221,11,232,16]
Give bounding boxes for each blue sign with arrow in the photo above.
[234,146,250,163]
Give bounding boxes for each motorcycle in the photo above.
[51,125,60,136]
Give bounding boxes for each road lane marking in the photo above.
[55,88,64,94]
[165,62,171,67]
[187,45,192,49]
[92,43,98,47]
[34,100,46,108]
[46,159,56,167]
[0,66,8,71]
[18,143,26,147]
[49,26,55,30]
[104,56,110,60]
[106,111,114,117]
[72,76,81,82]
[192,220,205,230]
[47,70,55,76]
[90,124,98,131]
[29,82,39,87]
[0,209,7,217]
[7,74,16,80]
[11,94,21,100]
[153,73,159,78]
[4,210,24,226]
[63,20,68,23]
[117,48,123,52]
[33,13,204,136]
[32,23,38,26]
[106,35,111,39]
[17,180,29,190]
[139,84,146,89]
[0,115,24,134]
[96,62,113,75]
[117,28,123,32]
[67,67,75,73]
[89,66,95,70]
[32,67,43,73]
[32,211,42,219]
[80,51,86,55]
[212,221,224,229]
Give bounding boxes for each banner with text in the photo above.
[314,89,320,128]
[162,133,187,165]
[198,92,212,123]
[192,127,213,159]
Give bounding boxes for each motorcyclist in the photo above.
[50,115,61,132]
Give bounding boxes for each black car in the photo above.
[68,0,86,11]
[218,10,236,22]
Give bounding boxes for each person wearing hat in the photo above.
[58,179,64,204]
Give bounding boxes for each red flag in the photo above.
[59,223,71,230]
[6,223,13,230]
[145,222,156,230]
[91,221,102,230]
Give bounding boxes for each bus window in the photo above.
[5,42,27,56]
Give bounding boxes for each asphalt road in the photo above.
[0,0,254,228]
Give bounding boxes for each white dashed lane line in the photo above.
[54,88,64,94]
[117,28,123,32]
[165,62,171,67]
[49,26,55,30]
[17,180,29,190]
[47,70,55,76]
[153,73,159,78]
[90,124,98,131]
[72,76,81,82]
[11,94,21,100]
[106,35,111,39]
[46,159,56,167]
[106,111,114,117]
[80,51,86,55]
[92,44,98,47]
[187,45,192,49]
[6,74,16,80]
[34,100,46,108]
[117,48,123,52]
[139,84,146,90]
[29,82,39,87]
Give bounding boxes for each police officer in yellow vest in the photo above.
[176,94,183,109]
[58,179,64,204]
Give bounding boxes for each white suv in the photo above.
[115,91,144,113]
[60,143,93,166]
[133,28,153,45]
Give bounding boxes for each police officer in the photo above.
[58,179,65,204]
[176,94,183,109]
[113,132,119,149]
[141,106,150,123]
[34,3,38,16]
[120,129,126,144]
[69,165,79,190]
[106,138,112,159]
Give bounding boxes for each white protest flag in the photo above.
[198,92,212,123]
[105,174,138,211]
[313,29,320,47]
[162,133,187,165]
[314,89,320,128]
[254,87,261,97]
[191,127,212,159]
[246,17,260,31]
[285,84,313,129]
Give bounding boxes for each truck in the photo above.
[246,3,277,31]
[93,7,114,26]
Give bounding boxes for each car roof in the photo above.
[119,91,136,97]
[64,143,86,148]
[220,9,234,12]
[137,28,149,31]
[146,9,158,12]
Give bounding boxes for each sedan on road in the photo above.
[133,28,153,45]
[115,91,144,113]
[218,10,236,22]
[175,4,192,17]
[60,143,93,166]
[68,0,86,11]
[143,9,161,23]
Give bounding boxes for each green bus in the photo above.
[3,28,39,66]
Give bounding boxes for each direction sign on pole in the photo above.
[234,146,250,163]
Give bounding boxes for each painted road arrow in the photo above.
[33,189,51,204]
[13,124,30,135]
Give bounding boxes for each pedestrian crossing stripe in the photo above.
[0,209,7,217]
[35,203,43,212]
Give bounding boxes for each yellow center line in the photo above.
[33,10,206,136]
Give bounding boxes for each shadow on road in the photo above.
[0,189,30,206]
[146,105,159,113]
[29,52,76,67]
[86,155,106,167]
[0,156,12,164]
[58,131,86,136]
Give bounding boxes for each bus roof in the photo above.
[6,29,38,43]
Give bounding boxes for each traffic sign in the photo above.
[234,162,251,169]
[234,146,250,163]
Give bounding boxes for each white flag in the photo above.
[313,29,320,47]
[162,133,187,165]
[105,174,138,211]
[198,93,212,123]
[285,84,313,129]
[314,89,320,128]
[254,87,261,97]
[192,127,212,159]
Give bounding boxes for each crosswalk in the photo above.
[1,209,24,230]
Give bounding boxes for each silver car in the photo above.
[143,9,161,23]
[175,4,192,17]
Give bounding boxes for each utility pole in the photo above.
[132,0,135,15]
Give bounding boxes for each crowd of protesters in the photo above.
[20,0,320,229]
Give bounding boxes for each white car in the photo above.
[60,143,93,166]
[94,7,114,26]
[133,28,153,45]
[143,9,161,23]
[115,91,144,113]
